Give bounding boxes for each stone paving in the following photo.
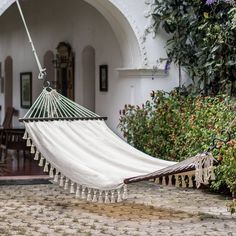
[0,181,235,236]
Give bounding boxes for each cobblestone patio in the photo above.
[0,181,235,236]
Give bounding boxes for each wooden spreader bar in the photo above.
[19,117,107,122]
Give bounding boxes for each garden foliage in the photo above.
[140,0,236,214]
[147,0,236,94]
[119,90,236,213]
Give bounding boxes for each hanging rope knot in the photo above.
[38,68,47,80]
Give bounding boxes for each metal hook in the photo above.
[43,80,51,89]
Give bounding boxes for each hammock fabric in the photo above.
[20,88,216,203]
[21,88,176,203]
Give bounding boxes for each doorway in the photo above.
[4,56,13,113]
[82,46,95,112]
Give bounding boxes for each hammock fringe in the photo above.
[125,152,216,188]
[27,130,215,202]
[194,152,215,188]
[26,131,127,203]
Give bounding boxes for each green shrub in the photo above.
[119,90,236,213]
[146,0,236,95]
[119,90,234,160]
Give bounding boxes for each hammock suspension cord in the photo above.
[20,88,103,122]
[16,0,47,80]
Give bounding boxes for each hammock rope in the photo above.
[20,88,105,122]
[16,0,46,80]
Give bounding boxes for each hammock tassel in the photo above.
[49,166,54,178]
[87,188,92,201]
[59,175,64,187]
[39,156,45,167]
[175,175,179,187]
[34,151,40,161]
[23,131,28,139]
[30,145,35,154]
[155,178,160,184]
[81,186,86,199]
[182,175,186,188]
[26,138,31,147]
[104,191,110,204]
[64,178,69,190]
[54,171,59,183]
[204,164,209,185]
[168,175,172,187]
[92,190,98,203]
[162,177,166,186]
[117,189,122,202]
[75,185,81,198]
[98,190,103,203]
[122,185,128,200]
[43,162,49,172]
[195,153,215,188]
[189,175,193,188]
[111,190,115,203]
[70,182,75,194]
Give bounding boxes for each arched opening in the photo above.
[43,50,55,83]
[54,42,75,100]
[83,0,144,68]
[4,56,13,113]
[82,46,95,112]
[1,0,144,69]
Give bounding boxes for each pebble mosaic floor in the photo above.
[0,181,235,236]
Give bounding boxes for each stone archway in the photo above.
[4,56,13,113]
[83,0,144,68]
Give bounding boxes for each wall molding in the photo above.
[116,67,168,78]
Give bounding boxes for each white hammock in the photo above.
[22,88,175,203]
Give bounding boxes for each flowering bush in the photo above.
[212,136,236,214]
[119,90,236,213]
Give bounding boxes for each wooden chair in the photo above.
[0,108,28,159]
[1,107,15,129]
[0,129,28,158]
[0,107,15,155]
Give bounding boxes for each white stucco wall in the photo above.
[0,0,187,133]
